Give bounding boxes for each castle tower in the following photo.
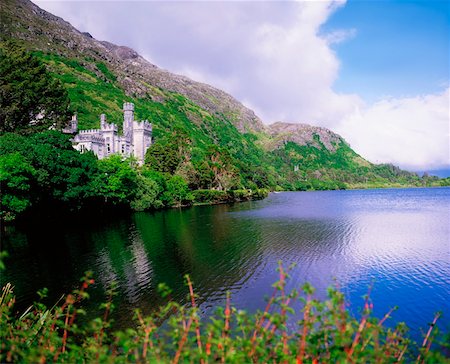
[100,114,106,129]
[99,113,118,157]
[70,104,152,163]
[123,102,134,136]
[62,114,78,134]
[133,120,152,165]
[71,114,78,131]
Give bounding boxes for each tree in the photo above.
[91,155,138,205]
[0,153,36,221]
[163,175,192,207]
[130,174,163,211]
[206,145,240,190]
[0,41,71,134]
[193,160,215,189]
[0,131,101,219]
[145,141,180,174]
[144,127,191,174]
[27,131,99,207]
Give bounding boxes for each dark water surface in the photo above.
[2,188,449,341]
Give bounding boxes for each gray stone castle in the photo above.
[63,102,152,164]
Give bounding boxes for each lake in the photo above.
[2,187,449,342]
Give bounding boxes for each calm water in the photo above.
[2,188,449,341]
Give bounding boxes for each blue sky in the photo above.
[35,0,450,173]
[322,0,449,102]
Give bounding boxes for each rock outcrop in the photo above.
[267,122,346,152]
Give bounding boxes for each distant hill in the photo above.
[1,0,431,190]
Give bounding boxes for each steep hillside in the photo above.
[0,0,263,134]
[0,0,426,190]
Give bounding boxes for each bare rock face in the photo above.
[267,122,346,152]
[114,46,139,61]
[1,0,265,134]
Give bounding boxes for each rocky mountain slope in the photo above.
[1,0,423,189]
[0,0,346,141]
[1,0,263,134]
[268,122,345,152]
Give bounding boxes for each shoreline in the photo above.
[3,184,448,228]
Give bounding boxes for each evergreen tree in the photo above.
[0,41,71,134]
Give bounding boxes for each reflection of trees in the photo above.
[128,204,270,308]
[3,197,359,332]
[71,204,265,323]
[2,205,262,325]
[91,203,351,322]
[1,223,94,309]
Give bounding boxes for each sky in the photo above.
[34,0,450,175]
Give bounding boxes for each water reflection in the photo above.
[2,188,449,340]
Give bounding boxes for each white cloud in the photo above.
[36,0,358,124]
[246,1,363,124]
[336,88,450,171]
[34,0,449,171]
[324,28,357,45]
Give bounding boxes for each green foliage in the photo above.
[228,188,269,201]
[439,177,450,187]
[0,152,35,221]
[0,251,8,271]
[130,174,163,211]
[92,155,138,205]
[0,42,70,134]
[0,131,100,217]
[96,62,117,82]
[191,188,268,205]
[192,189,231,204]
[26,131,99,205]
[203,145,240,191]
[231,189,253,201]
[251,188,270,200]
[145,127,190,174]
[163,175,193,207]
[25,50,443,194]
[1,268,448,363]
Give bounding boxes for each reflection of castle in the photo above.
[63,103,152,165]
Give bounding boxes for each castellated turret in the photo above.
[100,114,106,129]
[99,114,118,156]
[62,114,78,134]
[133,119,152,164]
[123,102,134,136]
[65,102,153,165]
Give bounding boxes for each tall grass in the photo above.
[1,264,448,363]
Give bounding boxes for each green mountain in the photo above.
[1,0,432,192]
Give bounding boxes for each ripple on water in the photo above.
[3,188,449,342]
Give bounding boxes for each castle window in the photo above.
[121,144,125,154]
[107,143,111,153]
[80,144,86,153]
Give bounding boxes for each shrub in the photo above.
[0,265,448,363]
[192,189,230,204]
[163,175,193,207]
[252,188,269,200]
[230,189,252,201]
